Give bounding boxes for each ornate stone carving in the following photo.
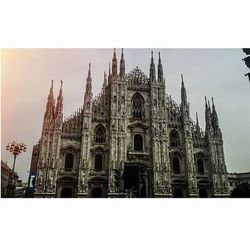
[33,51,229,198]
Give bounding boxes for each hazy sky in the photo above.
[1,48,250,182]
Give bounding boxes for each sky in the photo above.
[1,48,250,182]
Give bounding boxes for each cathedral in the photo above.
[33,49,230,198]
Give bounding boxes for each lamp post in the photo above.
[6,141,27,197]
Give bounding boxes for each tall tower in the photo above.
[40,81,55,174]
[51,80,64,193]
[35,80,63,197]
[79,63,93,196]
[150,51,171,197]
[180,75,197,197]
[206,97,229,196]
[108,49,127,196]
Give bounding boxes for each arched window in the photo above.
[65,153,74,171]
[172,157,181,174]
[95,154,103,171]
[173,189,183,198]
[132,94,144,119]
[199,189,208,198]
[170,130,180,147]
[134,134,143,151]
[197,159,204,174]
[95,125,106,143]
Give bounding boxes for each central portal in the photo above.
[61,187,73,198]
[124,164,153,198]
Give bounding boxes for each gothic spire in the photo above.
[49,80,54,98]
[108,62,111,82]
[103,71,107,88]
[45,80,55,118]
[180,74,190,121]
[119,48,125,77]
[149,51,156,81]
[86,63,92,93]
[211,97,216,111]
[205,96,212,134]
[83,64,93,112]
[157,51,163,82]
[112,48,118,76]
[196,112,200,133]
[211,97,219,129]
[59,80,63,98]
[100,71,107,104]
[181,74,187,105]
[56,80,63,115]
[211,97,216,112]
[208,99,211,114]
[205,96,208,110]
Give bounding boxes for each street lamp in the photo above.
[6,141,27,197]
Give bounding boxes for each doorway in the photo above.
[92,187,103,198]
[199,188,208,198]
[124,164,152,198]
[61,187,73,198]
[173,188,183,198]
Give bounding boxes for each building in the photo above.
[228,172,250,197]
[33,49,229,198]
[27,141,41,197]
[227,173,238,193]
[1,160,18,198]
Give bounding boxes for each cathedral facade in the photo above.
[33,49,229,198]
